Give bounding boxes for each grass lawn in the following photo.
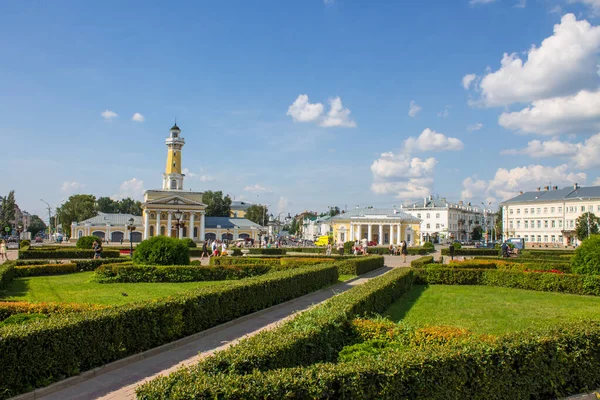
[339,274,357,282]
[385,285,600,335]
[0,272,230,306]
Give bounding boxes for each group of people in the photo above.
[201,240,228,259]
[387,241,409,261]
[325,240,346,256]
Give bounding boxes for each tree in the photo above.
[246,205,269,226]
[117,198,143,215]
[329,206,341,217]
[289,217,298,235]
[97,197,119,213]
[471,225,483,241]
[27,215,47,237]
[575,212,600,241]
[0,191,16,233]
[494,206,502,240]
[56,194,98,237]
[202,191,232,217]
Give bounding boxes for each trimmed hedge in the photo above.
[74,258,131,271]
[0,264,339,398]
[76,235,101,249]
[413,268,600,296]
[572,235,600,275]
[522,249,576,258]
[0,302,108,322]
[19,248,121,260]
[441,248,499,256]
[0,263,15,290]
[365,246,432,255]
[410,255,434,268]
[247,248,286,255]
[95,264,272,283]
[14,263,78,277]
[285,247,326,254]
[210,257,281,267]
[136,322,600,400]
[335,256,384,275]
[133,236,190,266]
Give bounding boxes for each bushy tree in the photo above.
[575,212,600,241]
[97,197,119,213]
[181,238,197,248]
[97,197,142,215]
[77,235,101,249]
[471,225,483,241]
[0,191,16,233]
[202,191,232,217]
[571,234,600,275]
[246,205,269,225]
[27,215,47,237]
[133,236,190,265]
[57,194,98,237]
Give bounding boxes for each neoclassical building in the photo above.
[73,123,263,243]
[331,207,421,246]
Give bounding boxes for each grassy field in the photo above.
[385,284,600,335]
[0,272,229,306]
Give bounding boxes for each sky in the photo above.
[1,0,600,222]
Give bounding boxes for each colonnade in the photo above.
[348,222,409,245]
[144,210,205,241]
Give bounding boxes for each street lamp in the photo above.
[16,224,23,258]
[40,199,52,242]
[127,217,136,255]
[173,209,185,239]
[481,202,491,245]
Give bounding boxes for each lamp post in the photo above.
[173,209,185,239]
[127,217,135,255]
[481,202,491,245]
[16,224,22,258]
[40,199,52,242]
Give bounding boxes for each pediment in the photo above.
[145,195,206,207]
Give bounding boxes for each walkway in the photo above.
[14,266,393,400]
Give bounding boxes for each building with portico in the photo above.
[331,207,421,246]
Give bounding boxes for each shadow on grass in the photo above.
[384,284,429,322]
[0,278,30,299]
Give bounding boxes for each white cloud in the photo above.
[319,97,356,127]
[131,112,145,122]
[408,100,422,117]
[570,0,600,14]
[473,14,600,106]
[470,0,496,4]
[498,89,600,135]
[594,177,600,185]
[515,0,526,8]
[277,196,289,214]
[61,181,85,194]
[462,73,477,90]
[461,177,488,200]
[437,105,451,118]
[370,153,437,200]
[113,178,145,201]
[244,184,271,193]
[101,110,118,120]
[403,128,464,153]
[286,94,355,127]
[467,122,484,132]
[182,168,215,182]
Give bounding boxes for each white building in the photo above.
[301,215,333,241]
[501,184,600,247]
[402,195,496,243]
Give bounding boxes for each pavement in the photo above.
[13,265,395,400]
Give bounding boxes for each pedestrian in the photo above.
[201,241,209,260]
[326,242,332,256]
[401,240,408,262]
[120,237,123,245]
[92,240,103,259]
[388,243,393,255]
[0,239,8,261]
[501,242,509,258]
[449,242,455,261]
[212,240,218,257]
[221,241,227,256]
[337,240,344,256]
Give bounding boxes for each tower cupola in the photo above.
[163,122,186,191]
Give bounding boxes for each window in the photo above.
[543,235,548,243]
[524,235,528,242]
[551,220,555,228]
[558,207,562,213]
[171,179,177,189]
[436,213,440,218]
[581,206,586,212]
[537,235,541,242]
[510,209,514,215]
[559,220,563,227]
[570,220,574,228]
[544,220,548,228]
[436,223,440,229]
[551,207,555,213]
[517,220,521,228]
[531,208,534,214]
[589,206,593,211]
[426,213,430,218]
[537,208,541,214]
[510,221,514,229]
[525,208,529,214]
[417,213,421,218]
[537,221,541,228]
[517,208,520,214]
[149,226,155,237]
[543,207,547,213]
[551,235,556,242]
[525,221,529,228]
[426,223,430,229]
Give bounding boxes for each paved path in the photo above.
[15,266,393,400]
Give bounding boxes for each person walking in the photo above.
[449,242,455,261]
[337,240,344,256]
[0,239,8,261]
[326,242,332,256]
[92,240,103,260]
[201,241,209,260]
[401,240,408,263]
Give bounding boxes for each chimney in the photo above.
[574,183,579,190]
[519,191,523,195]
[536,187,541,192]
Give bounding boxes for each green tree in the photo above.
[471,225,483,241]
[202,191,232,217]
[494,206,502,240]
[97,197,119,213]
[575,212,600,241]
[329,206,341,217]
[27,215,47,237]
[246,205,269,225]
[56,194,98,237]
[289,217,298,235]
[0,191,16,233]
[117,198,143,215]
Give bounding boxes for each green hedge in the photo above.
[19,248,121,260]
[160,268,414,379]
[136,322,600,399]
[522,249,576,258]
[74,258,131,271]
[285,247,326,254]
[413,268,600,296]
[14,263,78,277]
[441,248,499,256]
[335,256,384,275]
[0,263,15,290]
[210,257,281,266]
[0,264,339,398]
[364,246,432,255]
[247,248,286,255]
[95,264,272,283]
[410,255,434,268]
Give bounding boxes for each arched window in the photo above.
[171,180,177,189]
[160,226,166,236]
[149,225,155,237]
[194,227,198,238]
[78,230,83,238]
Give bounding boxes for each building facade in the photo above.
[501,184,600,247]
[331,208,421,246]
[301,215,332,241]
[402,196,496,243]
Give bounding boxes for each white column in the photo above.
[234,227,239,239]
[179,226,183,239]
[390,224,394,245]
[156,211,161,236]
[397,223,401,243]
[144,212,149,239]
[167,212,172,237]
[200,213,206,242]
[357,224,362,241]
[189,213,195,239]
[378,224,383,245]
[367,224,372,242]
[349,224,354,241]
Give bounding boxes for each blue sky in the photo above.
[1,0,599,221]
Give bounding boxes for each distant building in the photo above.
[230,201,253,218]
[501,183,600,247]
[301,215,333,241]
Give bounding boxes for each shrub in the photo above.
[441,248,499,256]
[211,257,281,267]
[74,258,131,271]
[572,234,600,275]
[422,241,435,250]
[19,240,30,249]
[285,247,325,254]
[132,236,190,266]
[76,235,102,249]
[452,242,462,249]
[0,263,15,290]
[410,255,434,268]
[247,248,286,255]
[0,264,338,397]
[231,248,242,256]
[95,264,272,283]
[180,238,197,248]
[15,260,56,266]
[0,301,108,321]
[14,263,78,277]
[18,248,121,260]
[0,313,47,327]
[335,256,384,275]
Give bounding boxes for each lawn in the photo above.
[338,274,357,282]
[0,272,230,306]
[385,284,600,335]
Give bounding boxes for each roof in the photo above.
[170,123,180,131]
[75,212,143,226]
[332,207,420,223]
[502,185,600,204]
[205,217,262,229]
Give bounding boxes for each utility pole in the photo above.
[40,199,52,241]
[587,212,591,240]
